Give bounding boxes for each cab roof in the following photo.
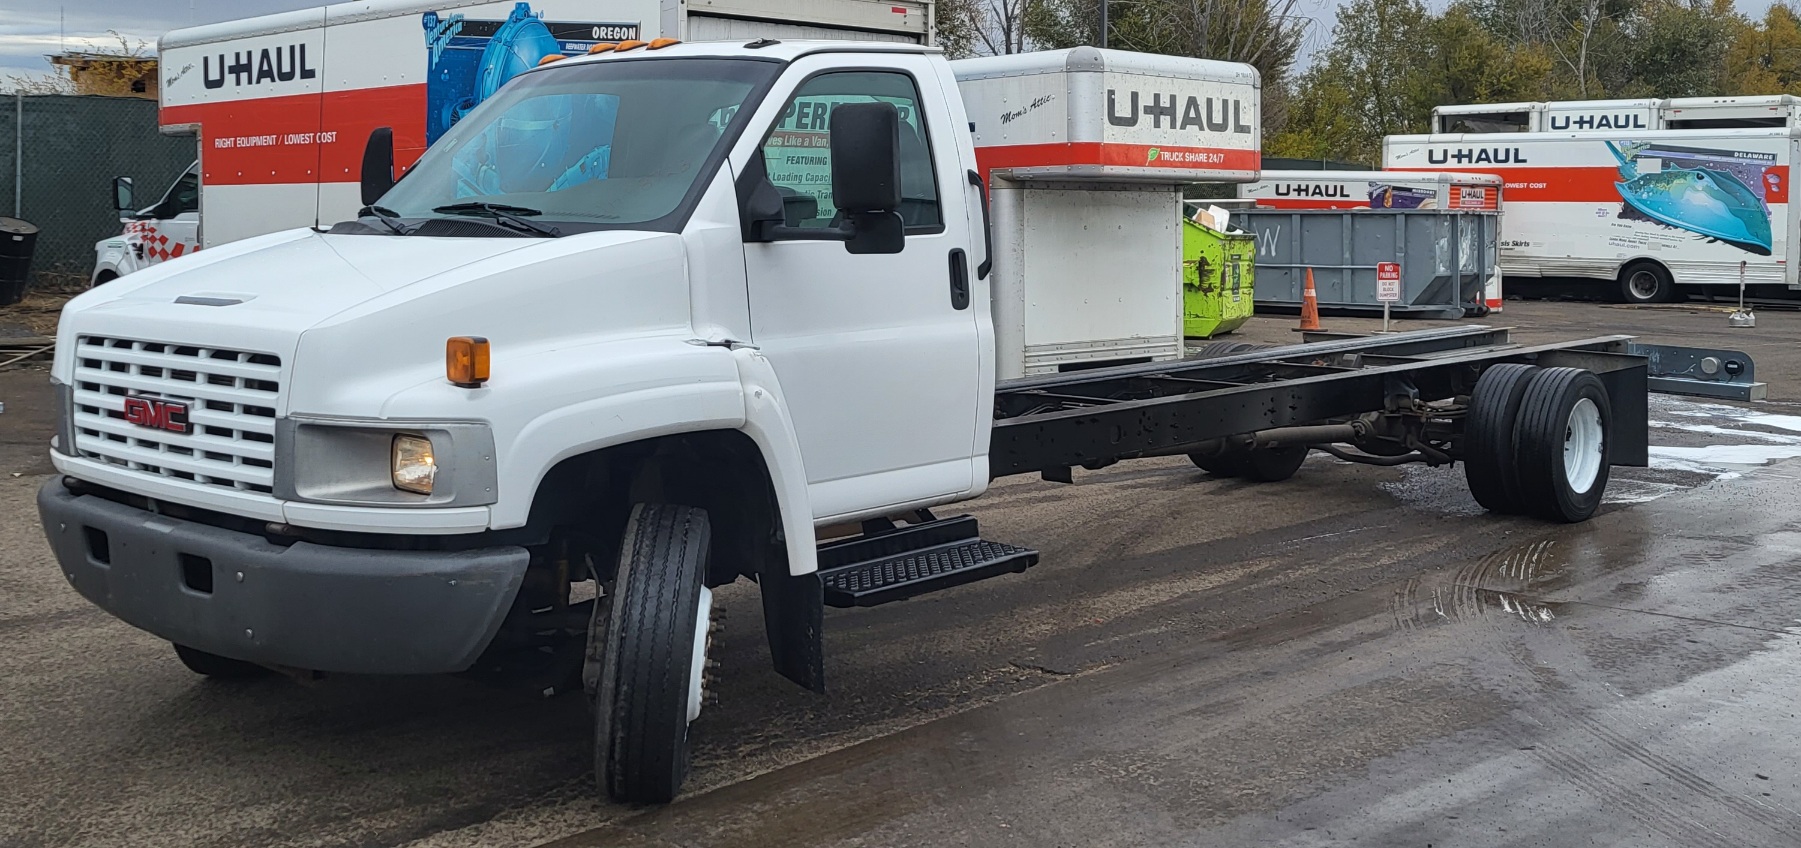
[524,38,938,74]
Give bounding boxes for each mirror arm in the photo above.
[751,221,854,243]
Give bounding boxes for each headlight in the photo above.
[276,417,495,507]
[391,434,437,494]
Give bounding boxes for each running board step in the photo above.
[817,515,1039,608]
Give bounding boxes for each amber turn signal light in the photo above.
[446,336,490,388]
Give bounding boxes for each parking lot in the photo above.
[6,299,1801,847]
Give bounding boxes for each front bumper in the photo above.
[38,479,530,674]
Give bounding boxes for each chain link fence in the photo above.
[0,94,196,287]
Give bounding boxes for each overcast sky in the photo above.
[0,0,1785,84]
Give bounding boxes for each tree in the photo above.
[1265,0,1438,163]
[1615,0,1741,97]
[935,0,1053,56]
[1466,0,1631,96]
[1724,2,1801,94]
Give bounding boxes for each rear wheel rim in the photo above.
[1628,271,1659,300]
[1564,397,1604,494]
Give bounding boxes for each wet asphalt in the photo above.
[3,300,1801,847]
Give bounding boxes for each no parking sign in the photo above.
[1376,262,1402,302]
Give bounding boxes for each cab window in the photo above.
[760,71,941,233]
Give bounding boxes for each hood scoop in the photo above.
[174,293,253,306]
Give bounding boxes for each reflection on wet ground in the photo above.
[553,459,1801,848]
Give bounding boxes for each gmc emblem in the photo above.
[123,396,191,435]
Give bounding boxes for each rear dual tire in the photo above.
[1463,366,1611,522]
[1189,445,1308,482]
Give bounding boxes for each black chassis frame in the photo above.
[988,325,1650,479]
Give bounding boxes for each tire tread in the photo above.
[598,503,709,804]
[1513,368,1610,523]
[1464,363,1538,514]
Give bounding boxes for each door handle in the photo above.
[948,248,970,310]
[966,170,992,279]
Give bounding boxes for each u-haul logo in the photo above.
[1274,184,1350,198]
[1549,113,1650,130]
[1428,147,1529,165]
[1106,90,1253,135]
[203,44,317,89]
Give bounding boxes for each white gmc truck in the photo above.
[40,38,1657,805]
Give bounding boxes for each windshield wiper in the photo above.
[431,202,562,237]
[357,204,415,235]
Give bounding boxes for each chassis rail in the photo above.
[990,327,1651,479]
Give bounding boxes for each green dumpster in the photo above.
[1181,214,1255,339]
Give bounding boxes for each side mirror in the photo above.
[112,176,134,212]
[360,127,396,206]
[829,102,904,255]
[829,102,901,213]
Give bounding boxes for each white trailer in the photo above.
[1384,127,1800,302]
[91,0,932,283]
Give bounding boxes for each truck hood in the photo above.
[63,229,545,333]
[54,227,694,416]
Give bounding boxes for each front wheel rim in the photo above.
[1564,397,1604,494]
[1628,272,1659,300]
[686,586,713,723]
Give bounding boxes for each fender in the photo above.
[90,236,138,284]
[730,346,819,576]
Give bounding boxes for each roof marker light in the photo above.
[588,42,619,54]
[537,54,566,65]
[614,39,648,52]
[648,38,681,49]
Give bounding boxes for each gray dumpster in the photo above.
[1238,209,1499,319]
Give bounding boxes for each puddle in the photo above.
[1392,540,1564,630]
[1625,396,1801,497]
[1647,444,1801,475]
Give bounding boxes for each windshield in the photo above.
[377,58,779,232]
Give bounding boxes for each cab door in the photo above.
[735,55,983,520]
[135,166,201,263]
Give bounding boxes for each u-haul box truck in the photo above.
[91,0,932,283]
[1238,170,1501,211]
[1433,99,1661,134]
[1433,95,1801,135]
[1384,127,1800,303]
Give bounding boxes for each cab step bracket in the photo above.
[816,515,1038,608]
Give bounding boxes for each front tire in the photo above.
[1513,368,1611,523]
[593,504,712,805]
[1619,261,1677,304]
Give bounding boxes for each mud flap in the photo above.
[760,564,825,693]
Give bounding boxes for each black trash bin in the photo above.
[0,217,40,307]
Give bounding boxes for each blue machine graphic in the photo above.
[423,3,637,144]
[1609,141,1776,256]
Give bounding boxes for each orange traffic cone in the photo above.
[1294,267,1323,332]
